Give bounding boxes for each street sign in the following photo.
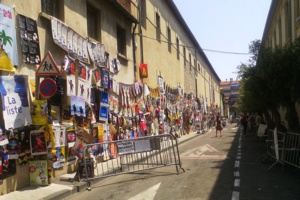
[39,78,57,98]
[36,51,60,75]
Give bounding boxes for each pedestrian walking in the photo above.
[215,115,223,137]
[241,113,248,135]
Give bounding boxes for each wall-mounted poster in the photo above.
[66,75,76,96]
[30,130,47,156]
[29,160,48,186]
[0,75,32,129]
[0,4,18,72]
[18,15,41,64]
[0,146,17,180]
[70,96,86,117]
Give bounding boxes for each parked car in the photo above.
[222,118,227,127]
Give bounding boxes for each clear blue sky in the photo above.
[173,0,272,81]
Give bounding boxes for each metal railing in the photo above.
[80,133,185,190]
[263,129,300,170]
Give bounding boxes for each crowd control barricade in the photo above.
[80,133,185,190]
[282,131,300,169]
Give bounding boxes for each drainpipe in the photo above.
[132,22,137,82]
[138,0,144,63]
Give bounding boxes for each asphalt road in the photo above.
[67,124,300,200]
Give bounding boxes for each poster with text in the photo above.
[0,4,18,72]
[0,75,32,129]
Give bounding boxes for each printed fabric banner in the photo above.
[0,75,32,129]
[0,4,18,72]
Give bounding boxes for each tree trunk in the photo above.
[271,108,287,132]
[285,101,300,132]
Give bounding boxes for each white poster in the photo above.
[66,75,76,96]
[0,75,32,129]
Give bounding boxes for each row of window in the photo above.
[267,1,300,48]
[42,0,127,56]
[155,12,203,74]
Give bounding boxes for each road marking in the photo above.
[234,161,240,168]
[234,179,240,187]
[232,191,240,200]
[181,155,226,160]
[236,155,241,160]
[234,171,240,177]
[128,182,161,200]
[181,144,219,156]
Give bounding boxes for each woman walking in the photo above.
[215,115,223,137]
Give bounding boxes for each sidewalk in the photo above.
[0,131,201,200]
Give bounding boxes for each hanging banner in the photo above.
[0,4,18,72]
[0,75,32,129]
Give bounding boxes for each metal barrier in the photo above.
[80,133,185,190]
[261,129,300,170]
[282,131,300,169]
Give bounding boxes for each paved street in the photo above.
[1,123,300,200]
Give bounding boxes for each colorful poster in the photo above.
[31,100,47,125]
[30,130,47,155]
[29,160,48,186]
[78,62,87,80]
[70,96,86,117]
[101,68,109,89]
[0,146,16,180]
[0,4,18,72]
[0,75,32,129]
[99,105,108,122]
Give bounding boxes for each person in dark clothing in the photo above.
[241,113,248,135]
[215,115,223,137]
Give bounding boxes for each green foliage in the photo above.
[237,37,300,131]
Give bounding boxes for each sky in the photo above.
[173,0,272,81]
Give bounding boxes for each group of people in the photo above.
[239,112,263,136]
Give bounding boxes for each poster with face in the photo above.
[0,75,32,129]
[66,126,76,147]
[101,68,109,89]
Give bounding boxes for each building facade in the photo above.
[220,79,239,118]
[0,0,221,193]
[261,0,300,127]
